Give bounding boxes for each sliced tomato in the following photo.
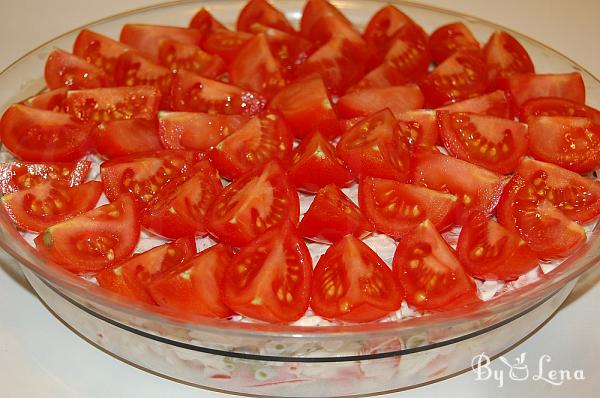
[96,237,196,305]
[158,111,248,151]
[395,110,439,147]
[419,51,488,107]
[438,90,511,119]
[359,176,457,238]
[483,30,534,86]
[120,24,203,61]
[22,88,67,112]
[269,74,339,140]
[0,104,92,162]
[527,116,600,173]
[300,0,353,42]
[499,72,585,108]
[1,181,102,232]
[457,212,538,281]
[411,149,504,222]
[288,131,353,193]
[223,221,312,323]
[363,5,417,55]
[73,29,131,81]
[347,62,409,93]
[44,49,107,90]
[337,85,424,119]
[519,97,600,124]
[189,8,227,35]
[141,160,222,238]
[157,39,225,79]
[229,34,286,98]
[93,118,163,159]
[429,22,480,64]
[312,234,403,322]
[438,112,528,174]
[201,29,254,63]
[0,160,91,195]
[392,219,477,311]
[382,23,431,81]
[34,195,140,274]
[65,86,161,122]
[206,161,299,246]
[170,70,267,116]
[237,0,294,33]
[100,150,201,208]
[336,109,411,181]
[148,244,233,318]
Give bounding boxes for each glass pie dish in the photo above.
[0,0,599,396]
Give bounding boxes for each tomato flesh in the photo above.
[0,160,91,195]
[73,29,131,81]
[93,119,162,159]
[395,110,439,147]
[237,0,294,33]
[348,62,409,93]
[22,88,68,112]
[429,22,480,64]
[157,39,225,79]
[44,49,107,90]
[483,30,534,86]
[201,29,254,63]
[519,97,600,124]
[189,8,227,35]
[363,5,418,55]
[438,90,511,119]
[120,24,203,61]
[382,23,431,81]
[336,85,425,119]
[499,72,585,108]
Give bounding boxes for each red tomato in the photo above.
[395,110,439,147]
[189,8,227,35]
[438,90,511,119]
[288,131,353,193]
[44,49,107,90]
[157,39,225,79]
[347,62,409,93]
[359,176,458,238]
[22,88,67,112]
[148,244,234,318]
[270,74,340,140]
[209,113,293,180]
[411,149,504,222]
[300,0,353,42]
[527,116,600,173]
[96,237,196,304]
[237,0,294,34]
[0,160,91,195]
[229,34,286,98]
[141,160,222,239]
[170,70,267,116]
[499,72,585,108]
[65,86,161,122]
[519,97,600,124]
[93,119,163,159]
[392,220,477,311]
[438,112,528,174]
[158,111,248,151]
[419,51,488,107]
[206,160,299,246]
[201,29,254,63]
[483,31,534,85]
[336,109,411,181]
[73,29,131,81]
[312,234,403,322]
[363,5,417,55]
[0,104,92,162]
[382,23,431,81]
[224,221,312,323]
[337,85,424,119]
[429,22,481,64]
[34,195,140,274]
[299,184,372,243]
[1,181,102,232]
[100,150,201,207]
[457,212,538,281]
[120,24,203,61]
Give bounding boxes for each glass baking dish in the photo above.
[0,1,599,396]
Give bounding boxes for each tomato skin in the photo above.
[299,184,373,244]
[499,72,585,108]
[0,160,91,195]
[429,22,480,64]
[483,30,534,86]
[438,90,512,119]
[34,195,140,274]
[237,0,294,33]
[457,212,538,281]
[73,29,131,82]
[359,177,458,238]
[44,49,108,90]
[93,118,163,159]
[224,221,312,323]
[157,39,225,79]
[311,234,404,323]
[337,85,425,119]
[363,5,416,55]
[519,97,600,124]
[392,220,478,311]
[206,160,299,247]
[0,104,93,162]
[201,29,254,63]
[288,131,354,193]
[119,24,203,61]
[1,181,102,232]
[189,8,227,35]
[148,244,234,318]
[22,88,68,112]
[395,110,439,147]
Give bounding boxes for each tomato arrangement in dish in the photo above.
[1,0,599,325]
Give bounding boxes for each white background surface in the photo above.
[0,0,599,397]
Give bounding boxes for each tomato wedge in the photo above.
[224,221,312,323]
[189,8,227,35]
[201,29,254,63]
[120,24,203,61]
[336,85,425,119]
[157,39,225,79]
[312,234,403,322]
[96,237,196,304]
[44,49,108,90]
[0,104,92,162]
[457,212,538,281]
[348,62,409,93]
[299,184,372,243]
[141,160,223,239]
[392,220,477,311]
[395,110,439,147]
[237,0,294,33]
[429,22,480,63]
[93,119,163,159]
[519,97,600,124]
[438,90,511,119]
[382,23,431,81]
[206,161,299,246]
[300,0,354,42]
[527,116,600,173]
[0,160,91,195]
[22,88,67,112]
[499,72,585,108]
[363,5,418,55]
[73,29,131,81]
[483,30,534,85]
[113,51,173,106]
[438,111,528,174]
[148,244,234,318]
[34,195,140,274]
[359,176,457,238]
[1,181,102,232]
